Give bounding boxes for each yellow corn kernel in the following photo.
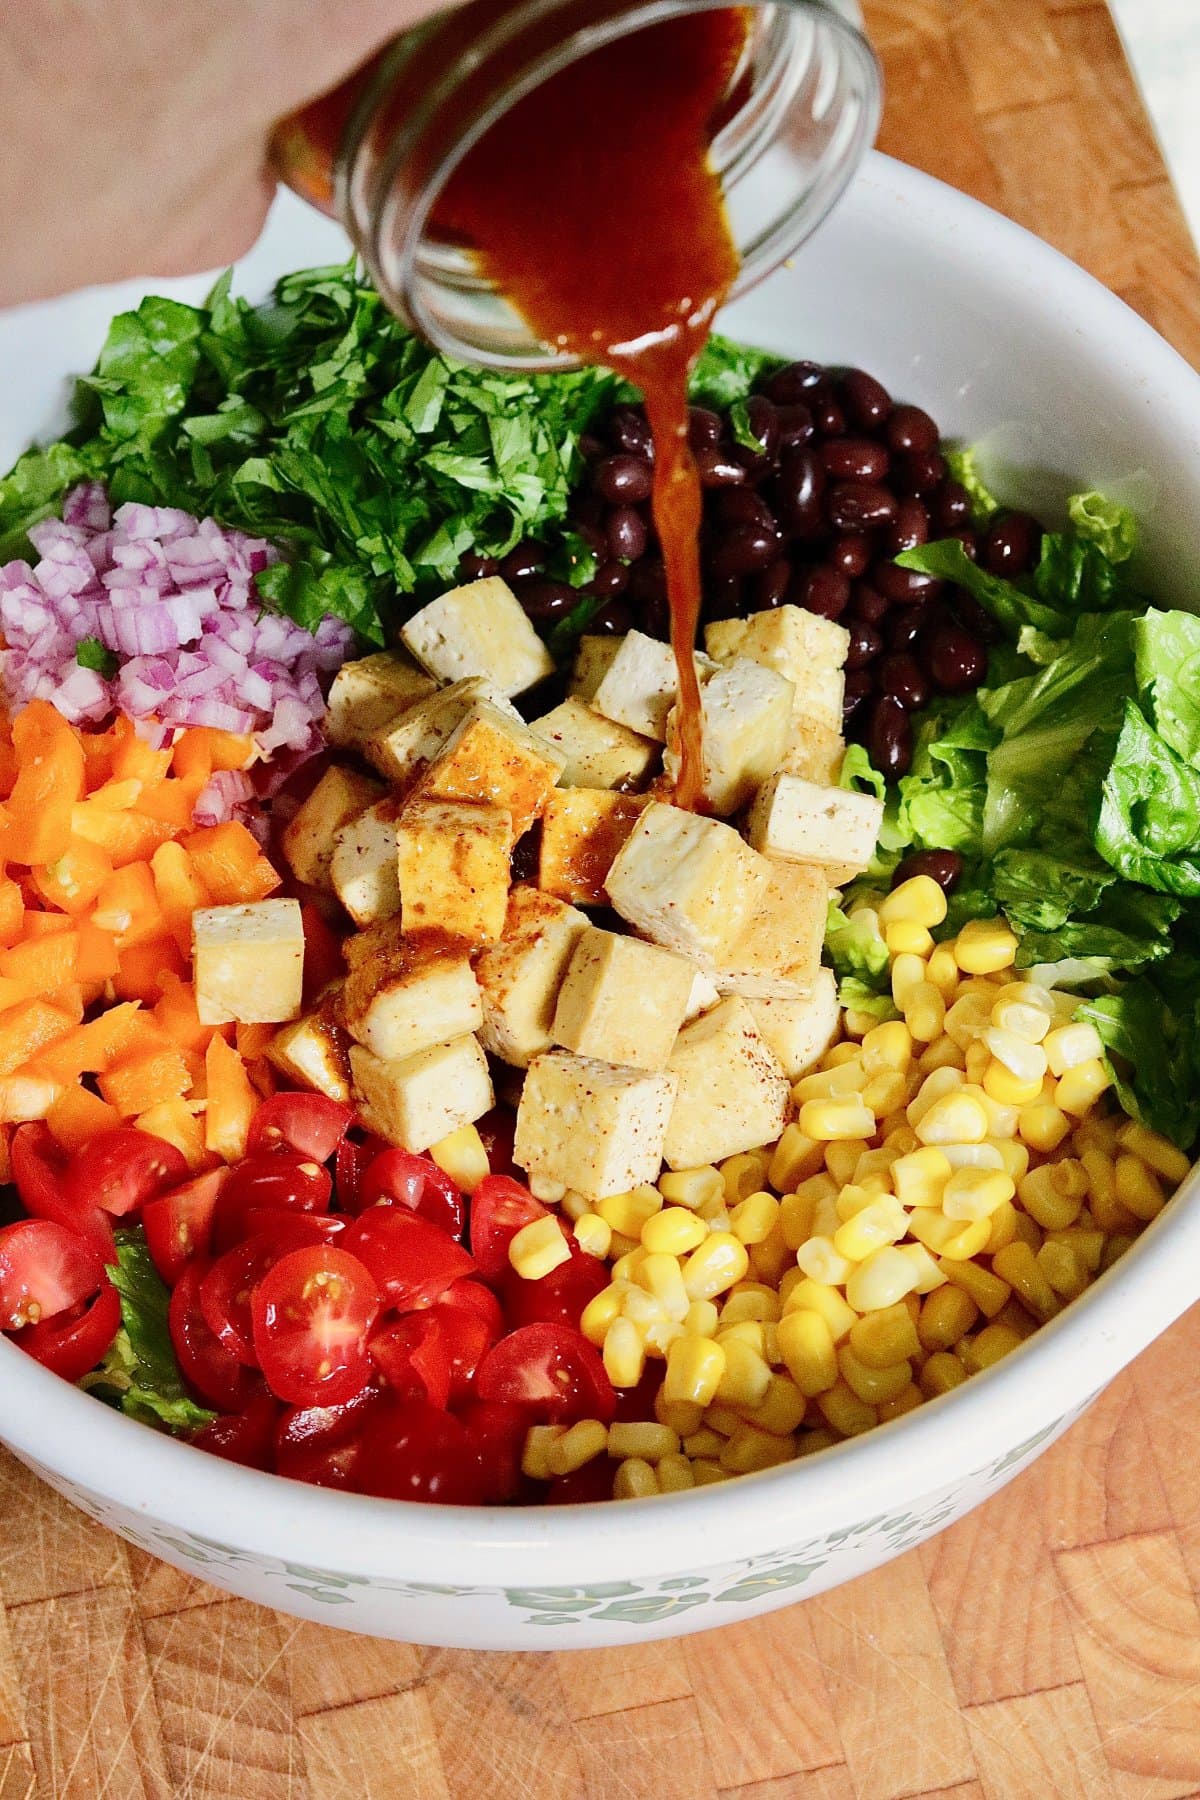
[429,1123,490,1193]
[907,1209,959,1255]
[714,1336,773,1409]
[1055,1059,1111,1116]
[941,1218,993,1261]
[721,1284,781,1324]
[838,1344,913,1404]
[608,1422,679,1463]
[1114,1154,1166,1222]
[639,1252,690,1320]
[571,1213,612,1260]
[1048,1225,1104,1273]
[779,1189,817,1253]
[777,1267,804,1309]
[579,1283,625,1346]
[843,1009,879,1040]
[810,1185,844,1241]
[777,1308,839,1396]
[849,1302,921,1369]
[703,1405,743,1436]
[1080,1150,1135,1234]
[959,1322,1024,1373]
[833,1196,909,1263]
[638,1206,705,1258]
[918,1283,979,1350]
[1010,1209,1043,1251]
[681,1231,750,1300]
[610,1235,643,1264]
[938,1256,1011,1318]
[904,980,947,1046]
[1102,1234,1136,1271]
[927,942,960,997]
[954,918,1018,975]
[984,1025,1049,1084]
[854,1145,903,1187]
[800,1097,876,1141]
[1019,1102,1071,1154]
[940,1166,1015,1223]
[508,1215,572,1281]
[546,1418,609,1476]
[816,1377,877,1437]
[768,1125,825,1193]
[696,1195,731,1227]
[972,1089,1019,1142]
[886,919,935,958]
[920,1035,968,1076]
[663,1334,726,1410]
[836,1182,877,1223]
[920,1352,969,1396]
[861,1020,915,1075]
[621,1287,667,1334]
[890,1146,952,1210]
[521,1425,567,1480]
[740,1374,807,1436]
[655,1389,703,1437]
[822,1139,867,1187]
[795,1235,854,1286]
[845,1245,920,1312]
[883,1122,921,1156]
[731,1190,781,1247]
[795,1061,869,1102]
[683,1428,726,1459]
[1018,1165,1083,1232]
[915,1091,989,1147]
[1044,1020,1104,1076]
[907,1066,966,1128]
[860,1069,909,1117]
[793,1427,838,1458]
[657,1453,696,1493]
[561,1189,593,1223]
[1115,1121,1191,1185]
[944,994,992,1050]
[659,1166,724,1213]
[598,1185,662,1238]
[1074,1113,1121,1155]
[890,952,929,1011]
[993,1240,1059,1322]
[895,1241,946,1294]
[991,996,1052,1044]
[602,1317,646,1387]
[716,1319,766,1357]
[982,1058,1044,1107]
[720,1423,796,1473]
[1036,1239,1090,1300]
[991,1139,1030,1182]
[879,1383,924,1421]
[613,1457,659,1500]
[782,1278,858,1340]
[824,1042,862,1068]
[691,1459,732,1486]
[941,1140,1004,1171]
[964,1040,991,1086]
[880,873,949,930]
[720,1150,771,1204]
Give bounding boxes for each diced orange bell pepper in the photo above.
[110,718,173,786]
[20,912,73,939]
[29,837,114,917]
[80,724,118,792]
[136,783,199,830]
[98,1042,193,1115]
[0,1069,63,1124]
[75,922,120,984]
[0,879,23,946]
[3,701,87,866]
[234,1022,277,1061]
[0,742,19,799]
[0,998,78,1078]
[183,822,279,906]
[114,938,187,1003]
[301,903,344,1003]
[88,778,143,813]
[92,863,166,950]
[46,1086,123,1154]
[0,930,78,1005]
[172,728,255,786]
[33,1001,151,1082]
[153,974,221,1056]
[70,801,175,868]
[45,987,86,1027]
[204,1035,257,1162]
[150,842,211,957]
[135,1099,213,1172]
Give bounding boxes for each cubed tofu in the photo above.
[364,677,514,786]
[551,926,695,1072]
[330,798,402,928]
[710,860,827,1000]
[193,899,305,1026]
[396,798,511,946]
[267,986,352,1102]
[591,630,716,741]
[747,771,883,873]
[401,576,555,696]
[569,633,623,702]
[538,789,650,906]
[663,997,791,1169]
[515,1050,677,1202]
[281,765,384,892]
[706,606,848,734]
[351,1035,494,1152]
[343,920,482,1060]
[605,801,769,963]
[527,697,658,790]
[747,970,840,1081]
[684,968,720,1022]
[475,886,589,1068]
[663,657,794,816]
[782,717,845,785]
[324,651,437,750]
[413,700,565,840]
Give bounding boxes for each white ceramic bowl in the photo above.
[3,154,1200,1651]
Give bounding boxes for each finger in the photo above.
[254,0,447,114]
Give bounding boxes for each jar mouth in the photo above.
[350,0,881,370]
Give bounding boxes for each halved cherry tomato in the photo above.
[63,1128,187,1218]
[613,1364,667,1424]
[456,1398,529,1503]
[476,1108,516,1180]
[169,1262,265,1413]
[251,1245,380,1408]
[359,1399,486,1505]
[476,1323,616,1424]
[468,1175,548,1281]
[342,1210,476,1313]
[356,1149,465,1238]
[274,1383,382,1489]
[246,1093,354,1163]
[0,1218,104,1329]
[334,1132,386,1213]
[543,1459,615,1505]
[192,1393,281,1471]
[439,1277,504,1341]
[143,1169,227,1286]
[200,1218,335,1366]
[501,1246,608,1332]
[213,1153,332,1251]
[15,1279,121,1381]
[435,1307,494,1404]
[11,1123,115,1264]
[370,1313,453,1408]
[240,1207,348,1243]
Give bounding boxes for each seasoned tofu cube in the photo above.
[664,997,791,1169]
[605,801,769,963]
[748,770,883,874]
[515,1050,677,1202]
[351,1035,494,1152]
[684,968,720,1022]
[527,697,657,790]
[193,899,305,1026]
[281,765,384,892]
[364,677,514,786]
[476,886,589,1068]
[325,650,437,750]
[591,630,716,741]
[343,920,482,1060]
[330,798,402,927]
[551,926,695,1072]
[711,860,827,1001]
[782,717,845,785]
[538,789,650,907]
[706,606,848,734]
[569,634,623,702]
[747,970,840,1081]
[414,700,565,840]
[664,657,794,816]
[268,986,352,1102]
[396,798,511,945]
[401,576,555,697]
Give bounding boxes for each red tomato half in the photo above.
[143,1169,227,1286]
[359,1399,486,1505]
[501,1247,609,1332]
[455,1399,529,1503]
[370,1313,453,1409]
[192,1393,282,1471]
[213,1153,332,1251]
[275,1383,383,1489]
[468,1175,548,1281]
[63,1128,187,1219]
[199,1218,335,1367]
[439,1278,504,1340]
[240,1207,348,1243]
[11,1124,115,1264]
[0,1219,104,1329]
[334,1133,387,1214]
[342,1210,476,1313]
[251,1245,380,1408]
[476,1324,617,1424]
[246,1093,354,1163]
[15,1280,121,1381]
[357,1149,465,1238]
[476,1108,516,1180]
[169,1262,264,1414]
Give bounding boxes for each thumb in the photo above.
[261,0,446,115]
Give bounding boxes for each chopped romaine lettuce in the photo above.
[944,446,1000,526]
[88,1229,214,1434]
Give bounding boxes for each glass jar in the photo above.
[275,0,880,370]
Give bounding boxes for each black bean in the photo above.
[850,581,889,626]
[518,579,578,621]
[640,595,671,642]
[829,483,898,532]
[763,360,825,405]
[774,404,814,450]
[769,448,826,538]
[932,480,971,532]
[687,406,722,449]
[886,404,939,455]
[895,450,947,496]
[843,669,873,724]
[590,598,634,634]
[845,619,883,669]
[981,510,1042,578]
[874,560,943,605]
[893,848,964,893]
[628,557,667,607]
[579,432,606,461]
[811,395,847,438]
[586,559,630,599]
[500,540,548,583]
[608,405,654,459]
[922,622,988,693]
[950,528,979,561]
[595,454,653,504]
[459,551,500,581]
[573,521,608,561]
[571,492,605,531]
[753,558,792,610]
[703,575,744,621]
[878,651,930,711]
[607,507,647,563]
[868,694,913,777]
[821,437,891,483]
[714,489,776,532]
[946,589,1001,644]
[883,498,930,558]
[708,522,780,579]
[842,368,892,429]
[886,603,930,651]
[830,533,873,578]
[743,395,780,460]
[792,564,850,620]
[696,446,747,489]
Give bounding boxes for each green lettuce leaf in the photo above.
[893,697,994,853]
[896,538,1070,637]
[825,905,890,991]
[1134,608,1200,765]
[687,334,781,410]
[837,976,900,1022]
[944,446,1000,526]
[1067,491,1137,564]
[1096,701,1200,896]
[90,1229,214,1433]
[1076,949,1200,1148]
[1013,882,1181,972]
[838,743,886,801]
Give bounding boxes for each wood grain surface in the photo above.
[3,4,1200,1796]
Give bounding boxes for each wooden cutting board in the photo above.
[3,5,1200,1796]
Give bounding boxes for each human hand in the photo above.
[0,0,434,307]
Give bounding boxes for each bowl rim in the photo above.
[4,147,1200,1590]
